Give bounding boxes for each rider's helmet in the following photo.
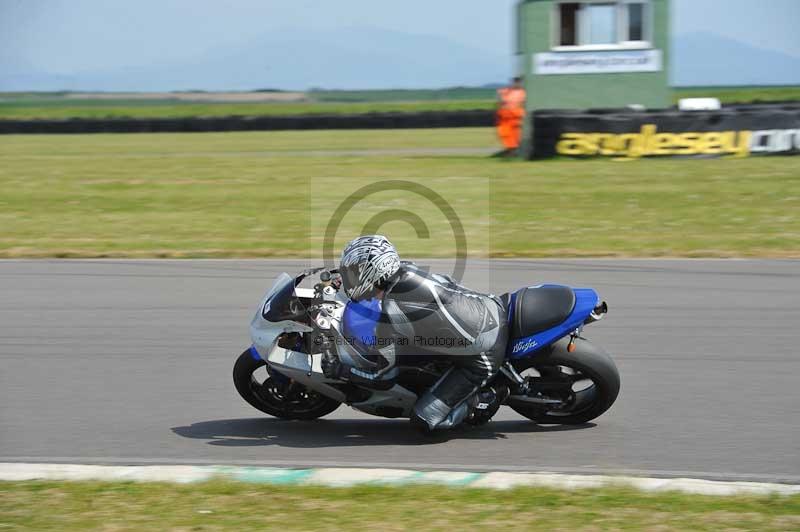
[339,235,401,301]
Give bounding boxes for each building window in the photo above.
[554,1,651,50]
[586,3,617,45]
[559,3,579,45]
[625,2,645,42]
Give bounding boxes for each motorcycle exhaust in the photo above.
[585,301,608,324]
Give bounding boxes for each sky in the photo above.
[1,0,798,91]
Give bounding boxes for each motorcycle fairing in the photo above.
[507,286,599,358]
[342,298,382,350]
[250,273,313,360]
[249,345,263,361]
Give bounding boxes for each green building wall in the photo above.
[516,0,671,111]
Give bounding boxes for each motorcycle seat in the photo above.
[509,285,576,339]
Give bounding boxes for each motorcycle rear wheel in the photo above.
[508,337,620,424]
[233,349,341,420]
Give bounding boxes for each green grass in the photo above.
[1,128,798,258]
[1,86,797,120]
[1,481,798,531]
[673,85,800,104]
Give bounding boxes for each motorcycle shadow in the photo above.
[171,418,595,448]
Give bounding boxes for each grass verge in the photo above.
[0,128,798,258]
[674,85,800,105]
[1,86,797,120]
[1,480,799,531]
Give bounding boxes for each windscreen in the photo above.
[262,273,306,322]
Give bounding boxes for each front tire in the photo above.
[508,337,620,424]
[233,349,340,420]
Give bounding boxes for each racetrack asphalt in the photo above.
[1,259,798,482]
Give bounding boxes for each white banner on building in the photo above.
[533,49,662,75]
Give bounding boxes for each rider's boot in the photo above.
[466,382,510,426]
[410,367,477,433]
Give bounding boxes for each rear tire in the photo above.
[508,337,620,424]
[233,349,340,420]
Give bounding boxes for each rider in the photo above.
[336,235,509,432]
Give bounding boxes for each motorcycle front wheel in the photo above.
[233,349,341,420]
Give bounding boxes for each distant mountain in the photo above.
[672,31,800,87]
[4,28,799,91]
[0,26,512,92]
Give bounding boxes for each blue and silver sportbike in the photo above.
[234,267,620,428]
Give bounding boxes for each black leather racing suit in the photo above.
[348,263,509,430]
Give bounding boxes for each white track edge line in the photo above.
[1,463,798,496]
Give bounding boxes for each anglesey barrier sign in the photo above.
[555,124,800,158]
[533,50,662,75]
[530,105,800,159]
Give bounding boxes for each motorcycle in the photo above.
[234,266,620,428]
